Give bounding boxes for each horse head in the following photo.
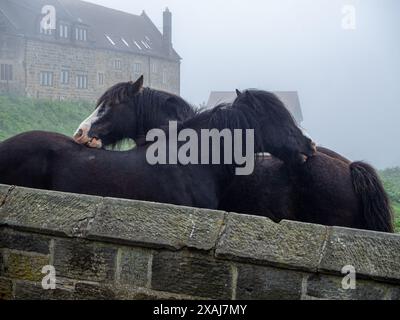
[73,76,144,148]
[233,89,316,164]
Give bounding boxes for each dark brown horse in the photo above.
[217,91,394,233]
[0,83,314,209]
[75,84,393,233]
[219,151,393,232]
[73,76,195,148]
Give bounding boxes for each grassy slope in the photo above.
[0,95,399,231]
[0,95,93,140]
[394,203,400,232]
[380,167,400,232]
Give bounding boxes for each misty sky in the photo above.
[86,0,400,169]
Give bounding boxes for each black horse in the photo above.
[219,151,393,232]
[0,85,314,209]
[216,91,394,233]
[73,76,195,148]
[75,84,393,233]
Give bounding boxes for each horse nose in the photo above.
[74,128,90,144]
[75,129,83,139]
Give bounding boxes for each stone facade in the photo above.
[21,39,180,101]
[0,34,25,95]
[0,184,399,300]
[0,2,180,101]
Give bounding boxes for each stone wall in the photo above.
[2,36,180,101]
[0,34,25,96]
[0,184,399,300]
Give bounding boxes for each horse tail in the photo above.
[350,161,394,233]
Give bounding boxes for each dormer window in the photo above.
[75,27,87,41]
[59,24,69,39]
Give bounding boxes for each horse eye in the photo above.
[98,105,108,116]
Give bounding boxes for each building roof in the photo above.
[0,0,180,61]
[206,91,304,123]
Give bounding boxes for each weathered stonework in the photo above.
[0,3,180,100]
[0,184,400,300]
[0,34,25,95]
[215,214,328,272]
[151,250,232,300]
[88,197,225,251]
[21,39,180,102]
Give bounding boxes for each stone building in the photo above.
[0,0,181,101]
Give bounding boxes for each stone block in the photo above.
[0,228,50,254]
[74,282,116,300]
[88,198,224,250]
[14,280,74,300]
[216,214,328,271]
[0,277,13,300]
[53,239,117,283]
[118,247,152,288]
[319,227,400,282]
[152,250,232,299]
[3,251,49,282]
[0,187,102,237]
[236,264,304,300]
[306,274,392,300]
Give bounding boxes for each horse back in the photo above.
[0,131,76,189]
[295,152,360,227]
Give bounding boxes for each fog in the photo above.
[86,0,400,169]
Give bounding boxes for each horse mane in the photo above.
[233,90,298,126]
[178,102,265,152]
[96,82,134,107]
[97,83,196,121]
[133,87,196,121]
[177,89,306,160]
[97,82,197,149]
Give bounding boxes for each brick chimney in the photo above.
[163,8,172,56]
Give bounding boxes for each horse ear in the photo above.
[236,89,242,97]
[131,75,144,93]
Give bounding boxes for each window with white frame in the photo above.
[134,63,141,73]
[76,74,88,89]
[162,69,167,84]
[59,24,69,39]
[98,73,104,86]
[0,64,13,81]
[40,71,53,86]
[61,70,69,84]
[113,60,122,70]
[75,27,87,41]
[133,63,141,79]
[151,63,157,74]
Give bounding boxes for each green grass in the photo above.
[380,167,400,233]
[393,203,400,232]
[0,94,94,140]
